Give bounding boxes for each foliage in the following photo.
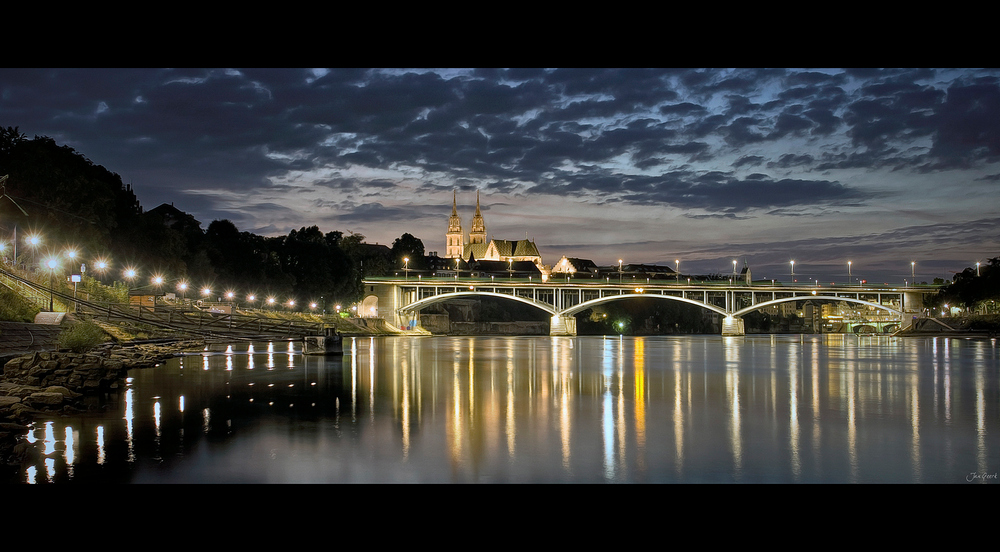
[78,275,129,304]
[391,233,427,271]
[0,283,40,322]
[0,130,405,312]
[56,320,110,352]
[930,256,1000,311]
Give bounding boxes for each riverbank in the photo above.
[0,338,204,475]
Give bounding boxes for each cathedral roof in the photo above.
[491,239,540,258]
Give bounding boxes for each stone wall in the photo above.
[0,341,197,473]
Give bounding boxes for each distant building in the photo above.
[552,257,600,278]
[446,190,543,268]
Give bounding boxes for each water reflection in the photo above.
[16,335,1000,483]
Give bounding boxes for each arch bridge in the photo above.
[361,277,936,336]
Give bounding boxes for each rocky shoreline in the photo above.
[0,339,203,477]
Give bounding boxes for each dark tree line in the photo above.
[0,127,414,309]
[929,256,1000,312]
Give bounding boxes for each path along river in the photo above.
[13,334,1000,483]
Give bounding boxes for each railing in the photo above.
[0,266,323,339]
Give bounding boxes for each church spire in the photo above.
[446,189,464,258]
[469,189,486,245]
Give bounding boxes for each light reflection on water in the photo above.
[15,335,1000,484]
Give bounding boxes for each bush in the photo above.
[57,320,110,352]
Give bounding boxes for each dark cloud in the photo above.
[2,67,998,281]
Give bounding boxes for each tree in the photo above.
[391,233,427,271]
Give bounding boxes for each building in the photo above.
[446,191,543,268]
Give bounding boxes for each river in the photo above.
[14,334,1000,483]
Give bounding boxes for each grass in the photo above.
[0,284,41,322]
[57,320,111,352]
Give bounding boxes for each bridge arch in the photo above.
[731,295,902,318]
[400,291,558,317]
[560,293,730,318]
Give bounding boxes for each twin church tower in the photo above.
[445,190,542,266]
[446,190,486,259]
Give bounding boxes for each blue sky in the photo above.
[1,68,997,283]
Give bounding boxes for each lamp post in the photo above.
[404,257,409,280]
[790,260,795,281]
[123,268,137,310]
[151,275,164,307]
[618,259,623,284]
[976,261,981,277]
[26,233,41,264]
[733,259,737,278]
[911,261,915,283]
[44,256,59,311]
[848,261,852,286]
[177,282,188,305]
[675,259,679,283]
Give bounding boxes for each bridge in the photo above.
[361,276,939,336]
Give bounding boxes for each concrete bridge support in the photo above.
[550,314,577,336]
[721,316,745,336]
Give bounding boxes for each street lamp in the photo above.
[44,256,59,311]
[790,260,795,280]
[911,261,915,283]
[976,261,981,277]
[123,267,137,307]
[177,281,188,304]
[618,259,623,284]
[404,257,409,280]
[675,259,680,283]
[25,233,41,267]
[733,259,737,277]
[848,261,852,286]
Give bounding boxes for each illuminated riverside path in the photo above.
[361,277,941,336]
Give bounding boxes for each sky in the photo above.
[1,68,998,284]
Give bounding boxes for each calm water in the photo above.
[14,335,1000,484]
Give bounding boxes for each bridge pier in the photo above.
[721,316,745,336]
[550,314,577,336]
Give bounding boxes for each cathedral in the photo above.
[446,191,542,267]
